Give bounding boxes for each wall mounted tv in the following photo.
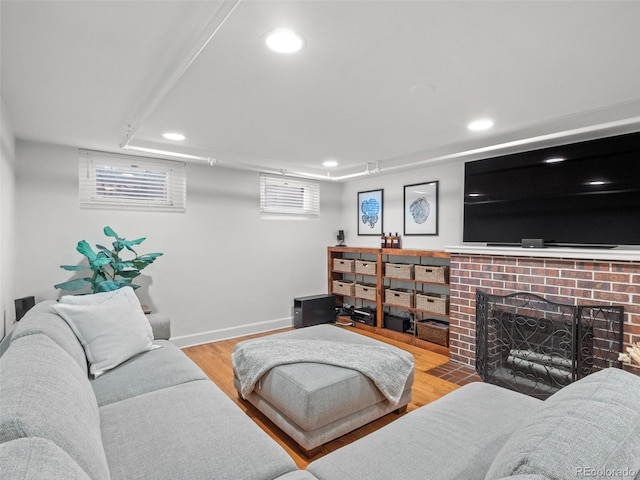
[463,131,640,247]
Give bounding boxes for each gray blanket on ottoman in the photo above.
[232,339,414,406]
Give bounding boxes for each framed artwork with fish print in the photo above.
[404,181,438,236]
[357,189,384,236]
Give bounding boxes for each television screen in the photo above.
[463,131,640,247]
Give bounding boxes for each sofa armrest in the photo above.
[146,313,171,340]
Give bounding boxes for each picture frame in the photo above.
[357,189,384,236]
[404,181,438,235]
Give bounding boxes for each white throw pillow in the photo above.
[53,287,154,377]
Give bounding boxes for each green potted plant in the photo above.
[55,226,163,294]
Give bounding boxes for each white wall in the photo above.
[15,140,343,346]
[0,100,16,340]
[340,161,465,250]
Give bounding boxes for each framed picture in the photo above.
[404,181,438,235]
[357,189,384,236]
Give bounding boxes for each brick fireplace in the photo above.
[446,246,640,368]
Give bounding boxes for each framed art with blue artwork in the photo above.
[404,181,438,235]
[357,189,383,236]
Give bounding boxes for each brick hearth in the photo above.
[447,249,640,367]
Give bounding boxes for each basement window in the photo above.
[79,150,186,212]
[260,173,320,218]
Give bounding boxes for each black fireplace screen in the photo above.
[475,290,624,400]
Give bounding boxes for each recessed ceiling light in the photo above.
[322,160,338,167]
[544,157,565,164]
[468,193,481,197]
[588,180,606,186]
[265,29,304,53]
[162,132,185,141]
[467,119,494,131]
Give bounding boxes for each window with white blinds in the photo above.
[79,150,186,212]
[260,173,320,218]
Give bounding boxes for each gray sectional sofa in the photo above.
[2,300,639,480]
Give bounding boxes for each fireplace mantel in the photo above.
[445,245,640,262]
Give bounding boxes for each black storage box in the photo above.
[384,314,410,333]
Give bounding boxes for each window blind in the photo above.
[79,150,186,212]
[260,173,320,218]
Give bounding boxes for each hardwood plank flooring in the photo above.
[182,325,460,468]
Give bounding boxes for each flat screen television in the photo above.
[463,131,640,247]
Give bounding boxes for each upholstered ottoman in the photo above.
[232,325,414,457]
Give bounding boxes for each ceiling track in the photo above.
[119,0,241,150]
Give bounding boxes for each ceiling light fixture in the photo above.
[162,132,186,141]
[544,157,565,164]
[322,160,338,167]
[265,29,304,53]
[468,119,494,131]
[588,180,606,186]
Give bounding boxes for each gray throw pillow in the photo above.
[485,368,640,480]
[53,287,154,377]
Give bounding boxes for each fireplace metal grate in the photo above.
[475,290,624,400]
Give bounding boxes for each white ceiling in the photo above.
[2,0,640,180]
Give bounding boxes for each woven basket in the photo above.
[416,320,449,346]
[332,280,355,296]
[416,293,449,314]
[355,260,377,276]
[385,288,413,308]
[355,283,377,301]
[333,258,354,273]
[415,265,449,284]
[385,263,413,280]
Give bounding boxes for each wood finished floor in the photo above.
[182,325,465,468]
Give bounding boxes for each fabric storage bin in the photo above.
[333,258,354,273]
[385,263,413,280]
[416,293,449,314]
[415,265,449,284]
[385,288,413,308]
[355,283,377,302]
[332,280,355,296]
[416,320,449,346]
[355,260,377,276]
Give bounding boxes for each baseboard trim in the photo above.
[169,317,293,348]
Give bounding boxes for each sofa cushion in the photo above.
[0,438,91,480]
[100,380,298,480]
[11,300,88,374]
[91,339,207,406]
[0,334,110,480]
[53,287,155,377]
[307,381,542,480]
[485,368,640,480]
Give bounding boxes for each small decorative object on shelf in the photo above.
[391,233,399,248]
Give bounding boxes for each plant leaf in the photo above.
[60,264,90,271]
[118,270,141,279]
[111,261,134,270]
[95,245,114,257]
[76,240,97,261]
[138,253,163,262]
[103,226,119,239]
[54,278,91,291]
[95,280,129,292]
[91,257,112,268]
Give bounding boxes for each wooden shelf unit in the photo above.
[328,246,451,355]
